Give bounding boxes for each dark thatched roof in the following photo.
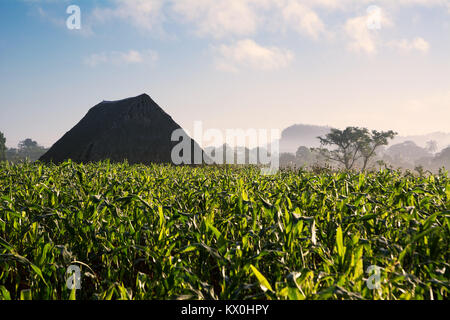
[40,94,206,165]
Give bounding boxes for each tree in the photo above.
[317,127,396,170]
[426,140,438,154]
[279,152,297,168]
[296,146,311,159]
[317,127,369,170]
[295,146,314,167]
[359,130,397,170]
[0,131,6,161]
[18,138,38,150]
[13,138,48,162]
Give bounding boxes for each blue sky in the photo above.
[0,0,449,148]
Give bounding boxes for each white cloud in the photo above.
[84,49,158,67]
[344,8,393,54]
[32,0,443,57]
[213,39,294,72]
[172,0,328,40]
[343,7,431,55]
[281,0,326,39]
[386,37,430,53]
[344,16,378,54]
[171,0,262,38]
[86,0,448,48]
[93,0,165,32]
[91,0,330,40]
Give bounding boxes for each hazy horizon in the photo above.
[1,0,449,148]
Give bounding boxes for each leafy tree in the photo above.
[18,138,38,150]
[0,131,6,161]
[7,138,48,163]
[360,130,397,170]
[279,152,297,168]
[296,146,312,159]
[317,127,369,170]
[294,146,315,167]
[317,127,396,170]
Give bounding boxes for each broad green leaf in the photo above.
[0,286,11,300]
[336,226,346,261]
[250,264,273,292]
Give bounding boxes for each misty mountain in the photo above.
[385,141,432,162]
[391,132,450,152]
[279,124,450,154]
[279,124,332,153]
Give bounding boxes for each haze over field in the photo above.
[0,0,449,150]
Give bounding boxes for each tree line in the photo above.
[0,131,48,163]
[280,127,450,172]
[1,128,448,171]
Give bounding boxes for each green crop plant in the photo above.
[0,161,448,300]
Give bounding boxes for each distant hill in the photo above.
[279,124,331,153]
[391,132,450,152]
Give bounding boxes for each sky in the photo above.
[0,0,449,148]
